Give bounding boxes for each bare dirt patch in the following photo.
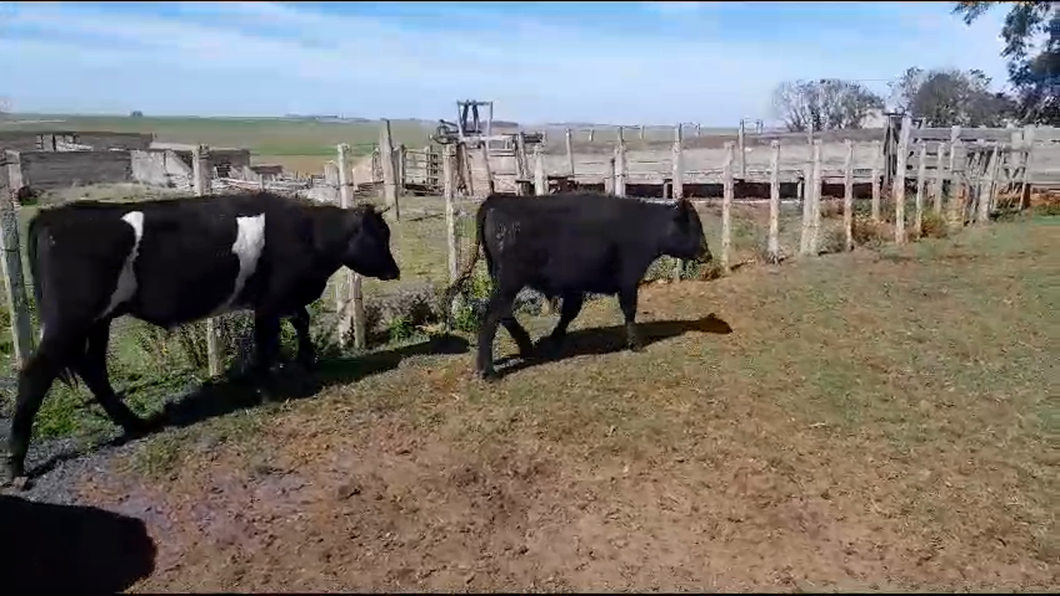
[67,217,1058,592]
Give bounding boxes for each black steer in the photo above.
[3,192,400,485]
[443,192,711,381]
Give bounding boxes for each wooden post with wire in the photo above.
[192,144,222,377]
[721,141,734,274]
[767,140,781,263]
[672,123,685,280]
[0,155,32,369]
[843,139,855,251]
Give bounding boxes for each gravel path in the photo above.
[0,414,136,504]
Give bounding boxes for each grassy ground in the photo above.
[5,207,1048,591]
[0,185,928,451]
[2,114,436,175]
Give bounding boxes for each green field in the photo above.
[2,114,438,175]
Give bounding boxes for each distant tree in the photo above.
[771,79,885,132]
[889,66,1017,127]
[952,1,1059,125]
[130,110,144,118]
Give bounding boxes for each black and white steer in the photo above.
[4,192,400,485]
[443,191,712,381]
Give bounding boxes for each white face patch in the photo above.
[212,213,266,314]
[100,211,145,319]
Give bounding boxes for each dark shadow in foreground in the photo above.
[0,495,156,591]
[494,313,733,379]
[23,334,470,480]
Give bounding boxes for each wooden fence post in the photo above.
[721,141,734,274]
[1019,125,1036,209]
[843,139,854,252]
[533,145,546,196]
[933,142,946,215]
[893,114,913,244]
[515,132,529,184]
[948,126,961,214]
[397,144,407,190]
[443,145,459,287]
[914,141,927,238]
[672,123,685,280]
[768,140,781,263]
[810,139,822,254]
[947,141,966,229]
[379,120,400,221]
[671,123,684,200]
[639,125,646,141]
[871,139,882,222]
[193,144,222,377]
[588,128,595,143]
[978,145,998,224]
[615,126,627,197]
[479,141,495,196]
[564,128,575,178]
[607,157,616,194]
[336,143,364,350]
[801,140,822,256]
[737,119,746,178]
[0,160,32,369]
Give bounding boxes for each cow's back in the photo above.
[31,194,313,327]
[479,193,665,295]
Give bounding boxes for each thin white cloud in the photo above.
[0,1,1012,125]
[640,2,714,15]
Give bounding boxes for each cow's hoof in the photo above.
[627,342,645,353]
[8,475,31,491]
[477,369,500,383]
[120,418,153,439]
[1,472,31,492]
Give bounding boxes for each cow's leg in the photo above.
[4,331,82,485]
[617,285,643,352]
[251,313,282,400]
[547,292,585,343]
[476,285,520,381]
[288,307,317,371]
[500,315,534,358]
[75,319,149,434]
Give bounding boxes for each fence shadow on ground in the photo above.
[493,313,733,379]
[0,494,157,591]
[22,333,471,480]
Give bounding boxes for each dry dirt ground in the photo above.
[16,216,1060,592]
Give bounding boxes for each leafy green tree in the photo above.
[889,66,1016,126]
[953,1,1059,125]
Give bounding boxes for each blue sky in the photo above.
[1,1,1010,126]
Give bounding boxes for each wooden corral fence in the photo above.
[0,116,1053,375]
[430,113,1044,298]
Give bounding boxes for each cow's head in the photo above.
[342,204,400,280]
[662,199,712,262]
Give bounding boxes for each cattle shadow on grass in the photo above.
[0,495,156,591]
[151,332,470,431]
[494,313,733,379]
[20,334,470,481]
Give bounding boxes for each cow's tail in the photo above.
[26,215,78,388]
[440,202,489,328]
